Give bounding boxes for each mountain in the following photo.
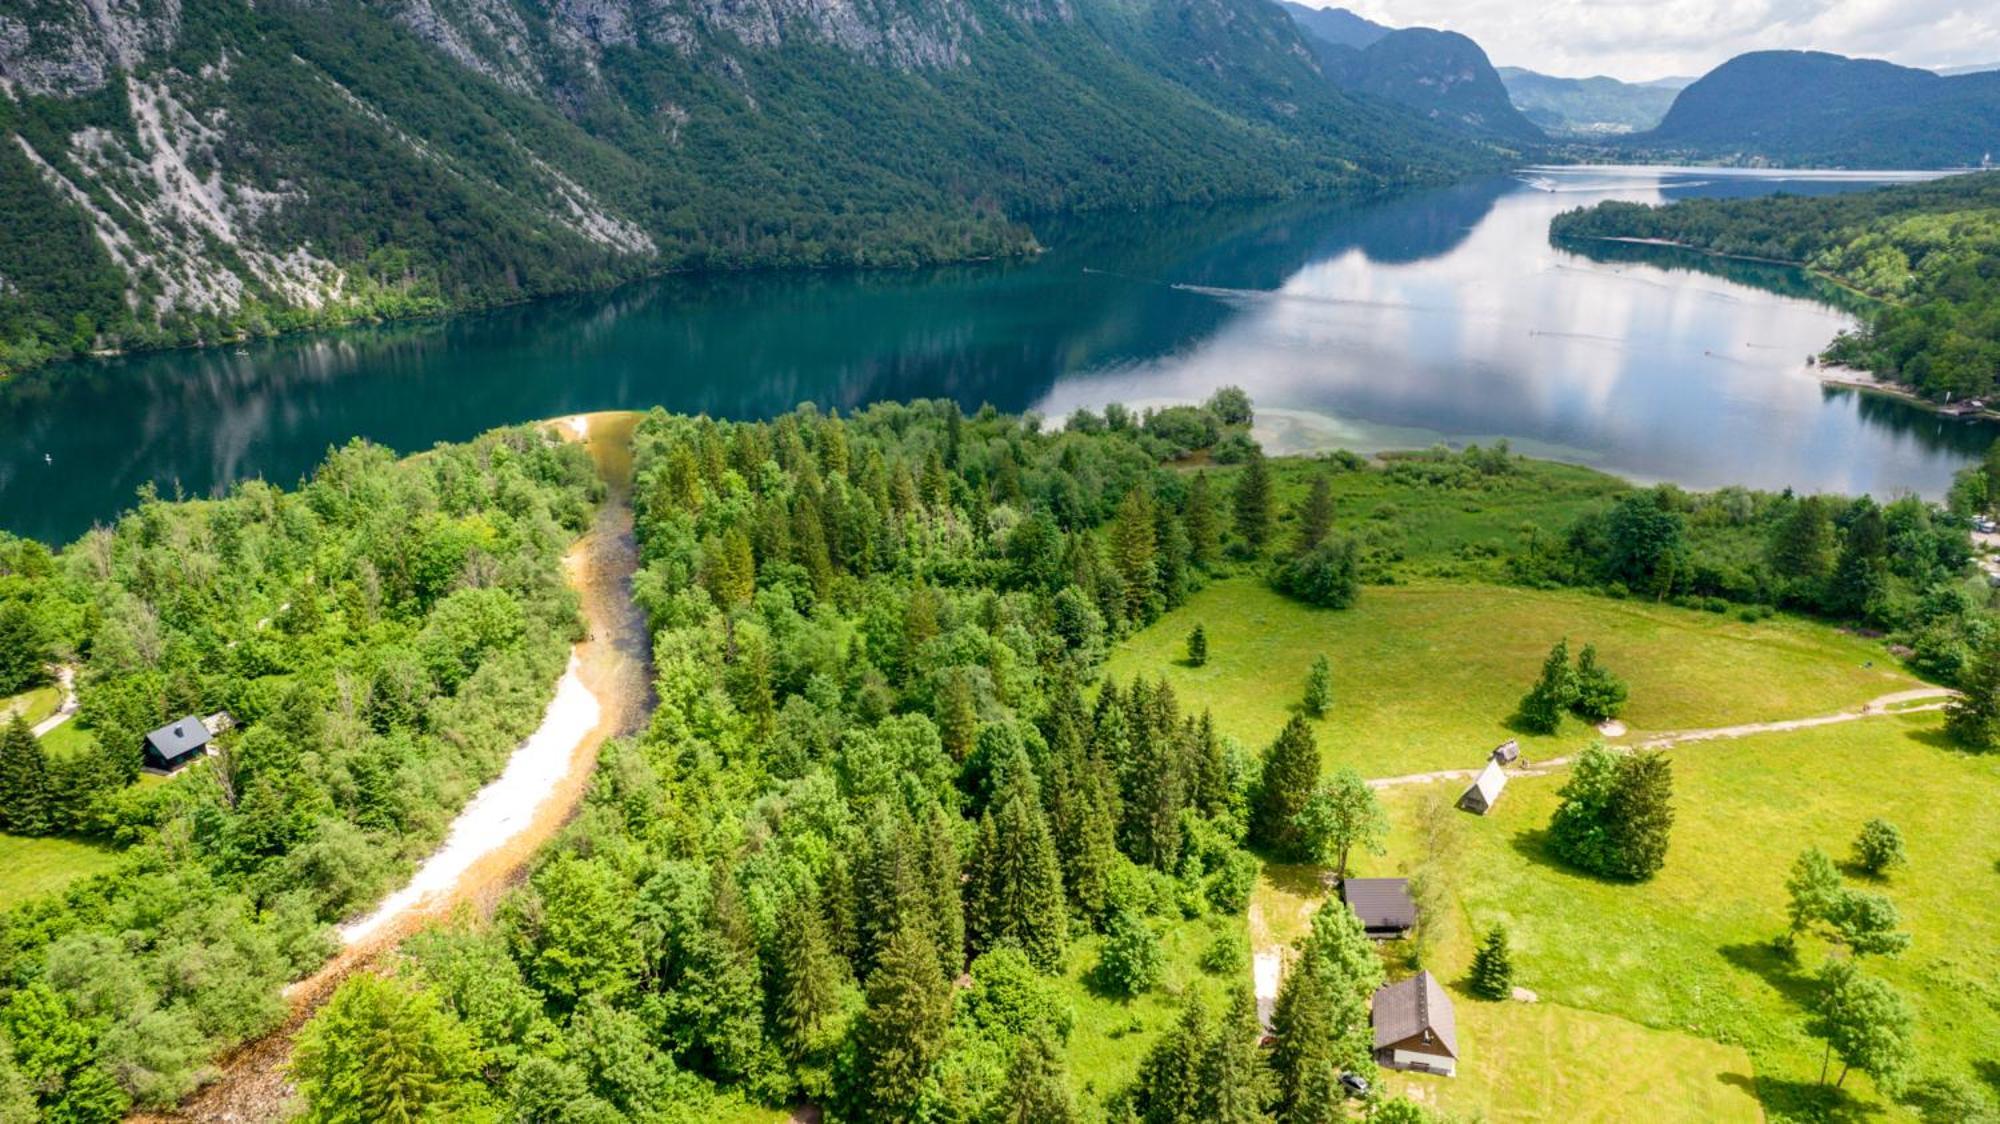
[1638,50,2000,167]
[1278,2,1388,49]
[1282,10,1542,143]
[1937,62,2000,77]
[0,0,1489,380]
[1496,67,1678,135]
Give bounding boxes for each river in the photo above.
[2,165,1989,545]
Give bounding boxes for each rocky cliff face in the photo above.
[0,0,1484,378]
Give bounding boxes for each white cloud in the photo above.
[1327,0,2000,81]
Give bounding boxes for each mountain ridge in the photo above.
[0,0,1492,378]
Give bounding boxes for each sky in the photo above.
[1324,0,2000,82]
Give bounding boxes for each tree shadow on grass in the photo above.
[1504,827,1629,888]
[1739,1074,1880,1123]
[1905,724,1981,756]
[1718,940,1819,1011]
[1977,1058,2000,1096]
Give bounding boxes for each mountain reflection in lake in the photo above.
[1,166,1987,545]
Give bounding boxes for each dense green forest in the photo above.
[0,0,1493,380]
[1551,173,2000,399]
[232,398,2000,1123]
[0,424,599,1118]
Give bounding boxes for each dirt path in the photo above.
[1366,687,1955,791]
[28,663,78,737]
[151,413,653,1123]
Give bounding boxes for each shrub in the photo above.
[1094,910,1164,997]
[1852,818,1907,877]
[1272,535,1361,609]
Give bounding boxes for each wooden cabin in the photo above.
[1372,970,1458,1076]
[142,716,212,773]
[1458,760,1508,815]
[1340,877,1417,940]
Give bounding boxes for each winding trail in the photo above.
[154,413,653,1123]
[1365,687,1955,790]
[28,663,78,738]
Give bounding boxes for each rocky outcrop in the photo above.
[0,0,180,97]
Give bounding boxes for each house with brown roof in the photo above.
[1339,877,1417,940]
[1372,970,1458,1077]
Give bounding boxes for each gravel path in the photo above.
[1365,687,1955,791]
[28,664,78,738]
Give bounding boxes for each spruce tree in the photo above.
[1197,987,1269,1124]
[1516,638,1578,735]
[1133,999,1208,1124]
[1187,711,1229,819]
[1253,715,1320,858]
[1120,696,1186,871]
[767,887,843,1057]
[919,803,966,979]
[1570,644,1628,724]
[1946,634,2000,749]
[1111,486,1162,625]
[967,793,1069,971]
[1302,655,1332,718]
[1186,624,1208,667]
[0,716,51,836]
[995,1030,1078,1124]
[1233,449,1274,552]
[1051,743,1117,922]
[849,921,950,1118]
[1293,474,1335,556]
[290,974,483,1124]
[1269,952,1334,1119]
[1469,926,1514,1000]
[1186,472,1221,569]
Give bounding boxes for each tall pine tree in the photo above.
[1232,450,1274,552]
[1293,474,1335,556]
[848,920,950,1118]
[0,716,52,836]
[1253,715,1320,858]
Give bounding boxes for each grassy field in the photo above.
[1365,710,2000,1121]
[0,833,121,902]
[0,684,60,727]
[1059,914,1239,1104]
[1108,578,1916,777]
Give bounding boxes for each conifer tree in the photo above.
[919,803,967,979]
[966,787,1069,971]
[1120,709,1185,871]
[1269,952,1334,1119]
[1186,623,1208,667]
[1570,644,1628,724]
[937,671,979,762]
[1516,638,1578,735]
[849,920,950,1118]
[1050,735,1117,922]
[1111,487,1161,624]
[1186,711,1229,819]
[1946,634,2000,749]
[1133,999,1209,1124]
[290,974,483,1124]
[1469,926,1514,1000]
[1302,655,1332,718]
[1293,473,1335,556]
[995,1030,1078,1124]
[1198,987,1269,1124]
[1253,715,1320,858]
[1272,900,1382,1114]
[1186,472,1221,568]
[0,716,52,836]
[1154,506,1193,611]
[1233,449,1274,552]
[1770,495,1838,583]
[767,887,843,1057]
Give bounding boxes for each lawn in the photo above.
[0,833,122,902]
[1108,578,1916,777]
[0,684,60,728]
[1059,914,1239,1105]
[1369,710,2000,1120]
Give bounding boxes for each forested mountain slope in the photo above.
[0,0,1489,379]
[1496,67,1678,136]
[1281,9,1542,144]
[1551,172,2000,399]
[1635,50,2000,167]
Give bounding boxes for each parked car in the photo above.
[1340,1072,1372,1098]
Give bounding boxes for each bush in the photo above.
[1093,910,1164,997]
[1547,746,1674,881]
[1852,818,1907,877]
[1272,536,1361,609]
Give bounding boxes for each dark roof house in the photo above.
[1340,877,1417,939]
[143,716,212,772]
[1372,970,1458,1076]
